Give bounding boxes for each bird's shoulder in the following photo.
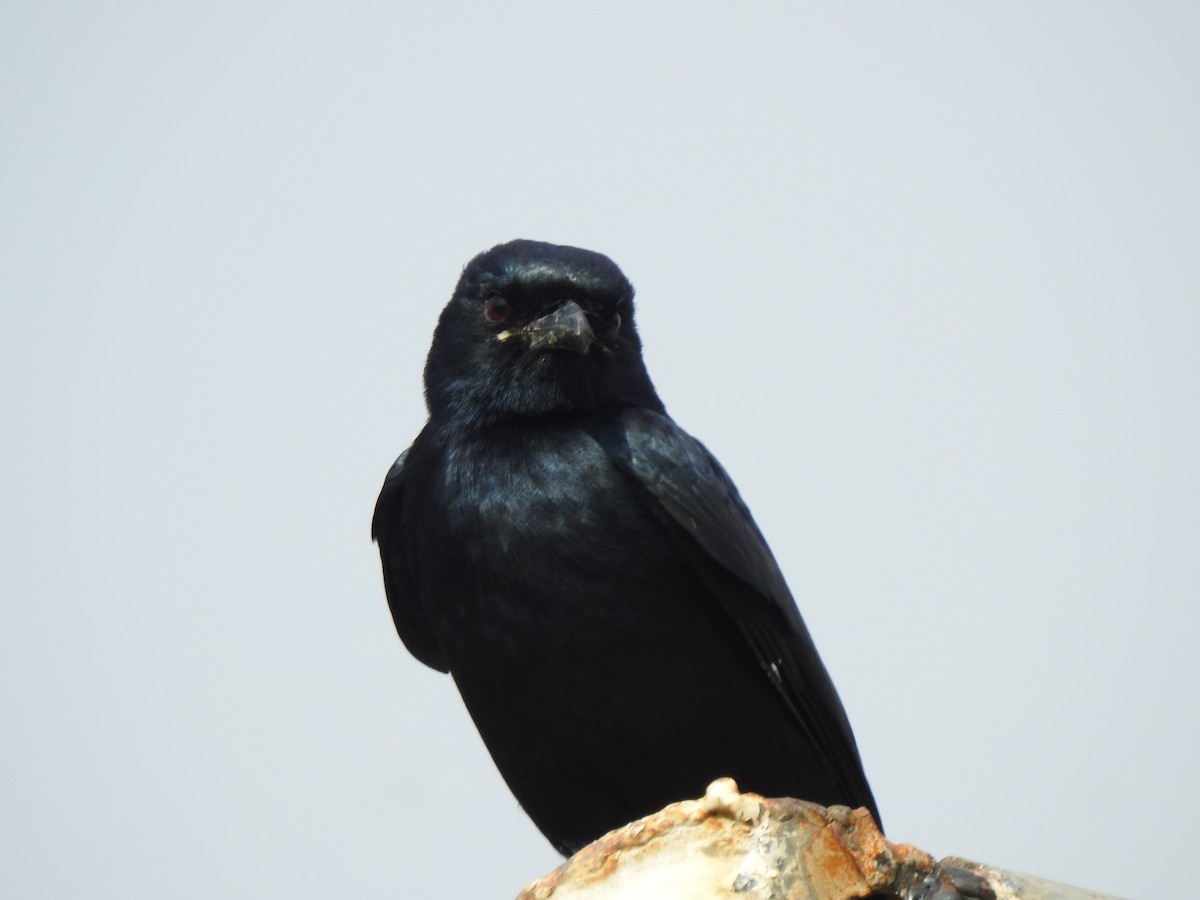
[371,447,410,542]
[583,407,800,626]
[371,442,450,672]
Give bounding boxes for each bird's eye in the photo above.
[609,312,622,334]
[485,293,511,323]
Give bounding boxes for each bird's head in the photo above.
[423,240,663,426]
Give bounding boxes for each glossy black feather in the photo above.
[372,240,880,854]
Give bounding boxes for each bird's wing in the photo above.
[371,449,449,672]
[589,407,878,817]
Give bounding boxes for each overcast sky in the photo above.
[3,4,1197,898]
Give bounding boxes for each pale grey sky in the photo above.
[3,3,1197,898]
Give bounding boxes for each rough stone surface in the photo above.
[516,779,1124,900]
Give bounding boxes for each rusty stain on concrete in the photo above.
[516,779,1125,900]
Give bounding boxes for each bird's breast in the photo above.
[408,424,695,667]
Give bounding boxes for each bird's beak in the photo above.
[525,300,596,354]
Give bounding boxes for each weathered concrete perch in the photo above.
[517,779,1122,900]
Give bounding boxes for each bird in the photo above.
[372,239,880,855]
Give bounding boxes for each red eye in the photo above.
[485,293,511,323]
